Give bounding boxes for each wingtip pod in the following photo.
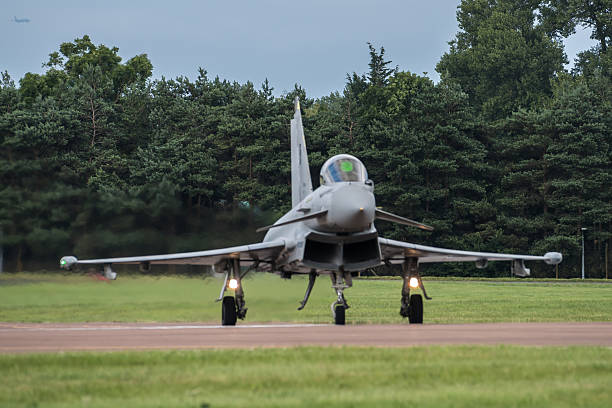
[60,256,78,270]
[544,252,563,265]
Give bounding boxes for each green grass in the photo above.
[0,346,610,407]
[1,274,611,407]
[1,273,610,323]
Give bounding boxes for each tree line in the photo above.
[1,0,610,277]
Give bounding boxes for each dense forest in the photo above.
[1,0,610,277]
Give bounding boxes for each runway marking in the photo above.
[0,323,328,332]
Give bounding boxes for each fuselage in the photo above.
[264,155,381,273]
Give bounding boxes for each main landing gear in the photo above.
[400,257,431,324]
[216,258,430,326]
[217,258,250,326]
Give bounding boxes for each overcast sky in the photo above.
[2,0,596,98]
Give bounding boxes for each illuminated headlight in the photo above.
[228,278,239,290]
[409,277,419,289]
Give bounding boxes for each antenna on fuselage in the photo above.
[290,97,313,208]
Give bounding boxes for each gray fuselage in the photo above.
[264,180,381,274]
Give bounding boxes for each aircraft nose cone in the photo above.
[328,184,375,232]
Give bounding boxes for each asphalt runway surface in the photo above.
[1,322,611,353]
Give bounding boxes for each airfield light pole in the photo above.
[606,242,609,280]
[0,227,3,274]
[581,227,587,280]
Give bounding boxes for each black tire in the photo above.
[334,304,346,325]
[408,294,423,324]
[222,296,237,326]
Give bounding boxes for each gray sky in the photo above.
[2,0,596,98]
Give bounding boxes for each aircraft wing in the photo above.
[378,237,562,273]
[60,240,287,270]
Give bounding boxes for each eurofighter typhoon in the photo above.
[61,98,562,325]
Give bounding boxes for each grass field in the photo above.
[0,346,610,408]
[1,273,611,407]
[0,273,610,324]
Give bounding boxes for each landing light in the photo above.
[228,278,239,290]
[409,277,419,289]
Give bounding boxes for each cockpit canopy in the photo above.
[320,154,368,185]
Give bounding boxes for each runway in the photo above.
[1,322,611,353]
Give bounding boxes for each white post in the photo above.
[581,228,587,280]
[0,227,3,274]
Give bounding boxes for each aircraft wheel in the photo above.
[334,304,346,325]
[222,296,237,326]
[408,294,423,324]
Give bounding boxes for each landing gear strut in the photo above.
[331,268,352,325]
[298,270,317,310]
[217,258,249,326]
[400,257,431,324]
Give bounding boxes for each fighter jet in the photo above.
[12,16,30,23]
[61,98,562,325]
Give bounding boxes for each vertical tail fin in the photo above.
[291,97,313,207]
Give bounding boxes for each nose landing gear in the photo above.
[331,268,352,325]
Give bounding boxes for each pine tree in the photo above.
[437,0,566,119]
